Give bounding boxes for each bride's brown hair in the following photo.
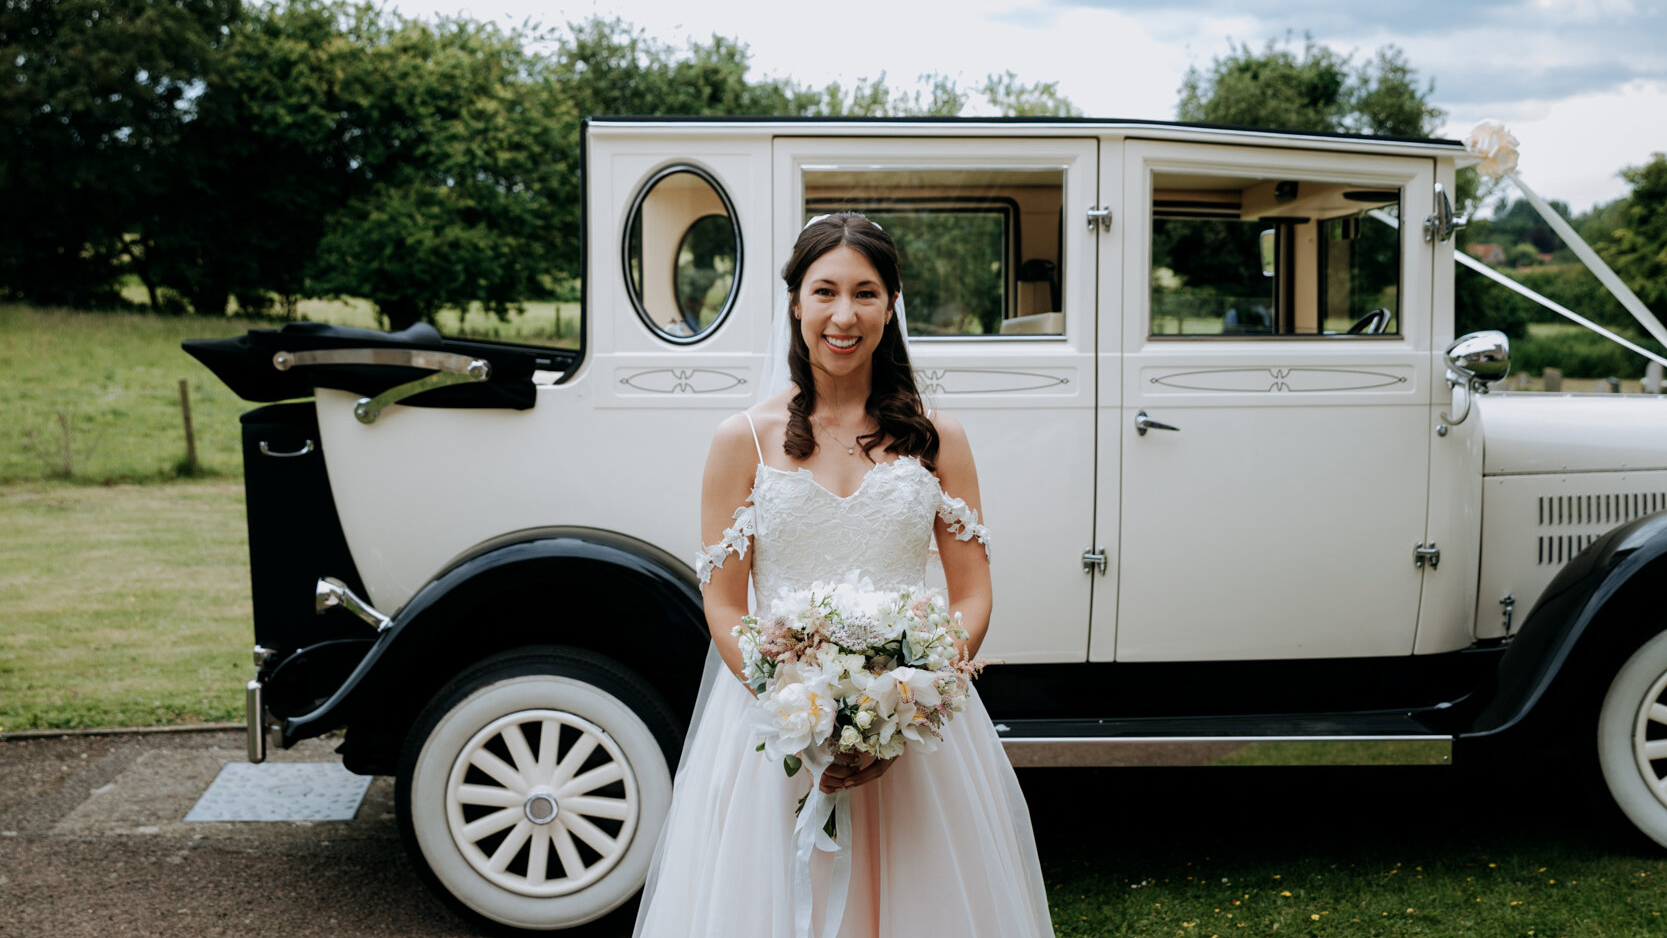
[782,213,939,469]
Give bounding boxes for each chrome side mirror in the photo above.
[1440,330,1510,426]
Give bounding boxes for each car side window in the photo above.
[624,165,742,344]
[1150,171,1402,338]
[804,168,1066,337]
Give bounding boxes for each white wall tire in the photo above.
[397,649,677,931]
[1597,629,1667,849]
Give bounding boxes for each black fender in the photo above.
[1462,510,1667,738]
[282,527,709,762]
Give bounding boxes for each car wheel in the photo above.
[1596,628,1667,848]
[396,647,679,931]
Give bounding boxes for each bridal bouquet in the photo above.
[733,574,992,778]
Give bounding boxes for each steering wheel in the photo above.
[1346,308,1392,335]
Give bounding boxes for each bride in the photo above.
[633,213,1054,938]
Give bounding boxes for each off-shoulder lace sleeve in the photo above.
[936,490,991,560]
[695,505,756,586]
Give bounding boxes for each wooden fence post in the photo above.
[178,379,198,476]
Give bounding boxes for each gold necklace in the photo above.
[811,413,865,456]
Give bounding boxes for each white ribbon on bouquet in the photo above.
[790,743,853,938]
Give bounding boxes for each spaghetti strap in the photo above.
[741,411,764,464]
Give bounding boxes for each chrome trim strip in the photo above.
[272,347,489,376]
[1000,735,1452,768]
[245,679,266,764]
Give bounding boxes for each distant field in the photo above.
[0,305,265,483]
[0,301,579,484]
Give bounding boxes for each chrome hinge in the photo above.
[1413,542,1441,570]
[1082,547,1107,575]
[1086,205,1112,232]
[1500,594,1516,637]
[1422,182,1467,243]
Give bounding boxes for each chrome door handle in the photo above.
[1135,411,1179,436]
[259,439,315,458]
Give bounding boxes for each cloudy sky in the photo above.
[391,0,1665,213]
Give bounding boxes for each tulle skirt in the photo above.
[632,646,1054,938]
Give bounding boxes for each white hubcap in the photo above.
[1632,670,1667,808]
[444,709,639,897]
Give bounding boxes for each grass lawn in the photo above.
[1,305,268,483]
[0,478,251,730]
[1026,766,1667,937]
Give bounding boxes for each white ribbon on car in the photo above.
[1464,120,1667,354]
[790,743,853,938]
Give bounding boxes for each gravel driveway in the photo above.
[0,729,636,937]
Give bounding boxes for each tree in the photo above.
[1596,152,1667,321]
[0,0,239,307]
[1177,35,1442,137]
[808,72,966,117]
[139,0,369,316]
[305,12,569,330]
[981,71,1081,118]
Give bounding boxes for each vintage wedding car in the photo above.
[187,117,1667,931]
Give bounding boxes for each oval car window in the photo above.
[624,168,740,342]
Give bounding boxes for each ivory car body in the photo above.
[186,116,1667,932]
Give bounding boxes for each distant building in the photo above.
[1465,242,1507,266]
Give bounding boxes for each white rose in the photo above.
[839,725,862,747]
[854,709,875,729]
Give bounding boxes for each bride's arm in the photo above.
[699,414,761,690]
[931,412,993,660]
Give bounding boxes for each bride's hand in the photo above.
[819,749,895,793]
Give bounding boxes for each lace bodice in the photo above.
[696,455,989,598]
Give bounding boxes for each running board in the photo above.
[994,713,1452,768]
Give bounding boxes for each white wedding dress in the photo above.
[632,443,1055,938]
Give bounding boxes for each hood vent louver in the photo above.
[1537,492,1666,565]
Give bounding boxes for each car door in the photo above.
[771,135,1101,664]
[1110,139,1437,662]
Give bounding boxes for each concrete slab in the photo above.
[185,762,372,822]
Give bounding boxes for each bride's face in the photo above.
[796,245,894,379]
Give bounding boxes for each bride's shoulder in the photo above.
[927,409,978,482]
[928,409,971,452]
